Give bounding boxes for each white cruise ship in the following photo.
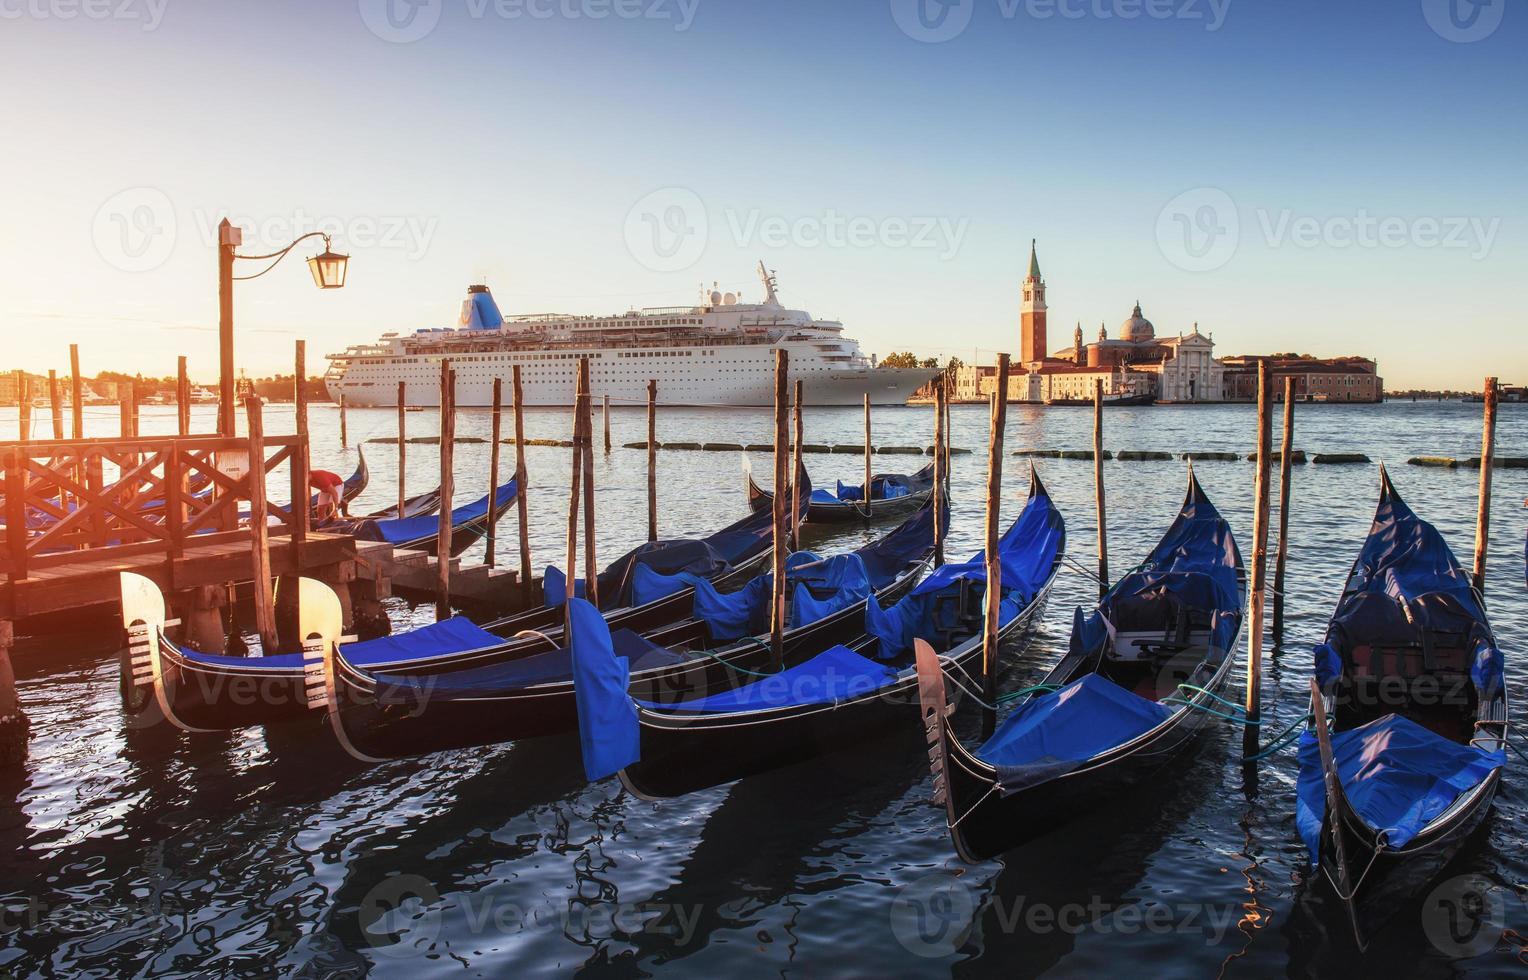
[324,264,937,408]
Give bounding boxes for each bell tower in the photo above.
[1020,239,1047,365]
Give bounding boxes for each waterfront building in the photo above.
[1220,354,1384,402]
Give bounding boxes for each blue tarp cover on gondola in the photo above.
[180,616,502,671]
[637,645,899,713]
[1312,483,1505,700]
[351,479,517,547]
[567,598,641,780]
[648,497,944,642]
[1295,714,1505,864]
[866,489,1062,659]
[372,623,686,704]
[979,674,1173,792]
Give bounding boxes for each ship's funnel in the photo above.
[460,284,504,330]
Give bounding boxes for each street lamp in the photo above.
[217,218,349,435]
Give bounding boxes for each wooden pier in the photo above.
[0,429,389,764]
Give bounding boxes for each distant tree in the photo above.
[920,357,939,368]
[881,351,920,369]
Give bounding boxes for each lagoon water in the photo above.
[2,399,1525,977]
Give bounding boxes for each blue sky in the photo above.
[0,0,1522,388]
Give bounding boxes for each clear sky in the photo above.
[1,0,1523,389]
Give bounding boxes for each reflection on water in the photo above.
[2,401,1525,976]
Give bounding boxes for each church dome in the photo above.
[1119,302,1154,343]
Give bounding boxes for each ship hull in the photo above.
[329,365,935,408]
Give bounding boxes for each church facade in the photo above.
[1015,241,1226,402]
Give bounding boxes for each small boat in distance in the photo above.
[744,457,937,523]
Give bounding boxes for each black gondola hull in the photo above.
[328,564,929,760]
[619,588,1052,800]
[941,657,1234,863]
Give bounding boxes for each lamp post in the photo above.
[217,218,348,435]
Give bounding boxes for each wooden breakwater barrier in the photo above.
[1009,449,1379,464]
[618,441,971,456]
[1409,456,1528,469]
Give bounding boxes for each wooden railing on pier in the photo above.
[0,433,309,583]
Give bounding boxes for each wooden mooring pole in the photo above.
[176,356,191,436]
[791,379,803,553]
[581,360,597,609]
[1472,376,1498,594]
[339,393,348,449]
[770,350,789,671]
[933,376,946,568]
[647,379,658,543]
[863,393,872,519]
[69,345,84,440]
[603,393,612,455]
[16,374,30,442]
[981,354,1010,739]
[486,377,503,566]
[396,381,407,518]
[48,371,63,440]
[512,366,532,600]
[564,364,584,631]
[1244,360,1274,756]
[294,341,309,462]
[1093,378,1108,599]
[245,396,279,654]
[1272,376,1295,647]
[435,363,455,621]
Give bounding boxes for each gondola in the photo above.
[917,466,1244,862]
[115,482,804,734]
[567,469,1065,797]
[314,494,947,760]
[745,456,936,523]
[323,477,516,557]
[1296,468,1508,949]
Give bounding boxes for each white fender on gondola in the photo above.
[118,572,209,733]
[913,638,953,807]
[299,576,384,763]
